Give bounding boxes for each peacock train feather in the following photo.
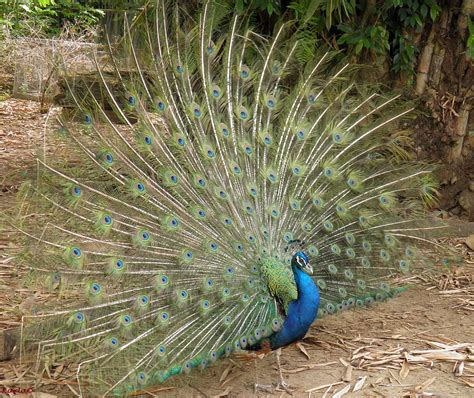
[5,1,462,396]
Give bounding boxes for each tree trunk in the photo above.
[412,0,474,219]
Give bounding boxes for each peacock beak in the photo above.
[305,263,313,275]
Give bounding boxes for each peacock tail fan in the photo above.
[4,1,463,396]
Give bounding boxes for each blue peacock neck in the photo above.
[269,264,320,349]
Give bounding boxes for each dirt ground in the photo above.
[0,98,473,398]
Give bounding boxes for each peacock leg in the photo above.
[275,348,294,393]
[253,354,274,393]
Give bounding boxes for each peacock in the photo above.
[6,1,462,396]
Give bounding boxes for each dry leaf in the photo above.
[454,361,464,376]
[459,377,474,387]
[219,365,233,384]
[342,365,352,382]
[211,387,231,398]
[296,342,310,360]
[332,383,351,398]
[353,376,367,392]
[305,381,344,393]
[282,361,338,374]
[339,357,350,367]
[416,376,436,391]
[400,359,410,379]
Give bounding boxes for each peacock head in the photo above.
[292,251,312,274]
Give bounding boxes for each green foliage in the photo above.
[337,25,389,55]
[389,0,441,27]
[384,0,440,76]
[0,0,452,81]
[0,0,104,37]
[235,0,281,15]
[289,0,356,29]
[285,0,443,81]
[391,33,417,75]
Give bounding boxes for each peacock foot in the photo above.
[253,382,295,395]
[276,380,295,394]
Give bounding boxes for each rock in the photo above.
[459,189,474,221]
[450,206,461,215]
[469,181,474,192]
[450,175,458,184]
[466,234,474,251]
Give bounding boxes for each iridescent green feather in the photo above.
[260,257,297,314]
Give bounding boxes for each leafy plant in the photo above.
[285,0,442,81]
[235,0,281,15]
[391,33,417,74]
[337,25,389,55]
[0,0,104,37]
[384,0,441,76]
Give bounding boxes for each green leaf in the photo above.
[303,0,324,24]
[420,4,428,18]
[267,3,274,15]
[236,0,244,13]
[336,34,348,45]
[338,24,352,33]
[19,4,31,12]
[355,41,363,54]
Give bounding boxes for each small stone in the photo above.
[459,189,474,217]
[469,181,474,192]
[466,234,474,251]
[450,175,458,184]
